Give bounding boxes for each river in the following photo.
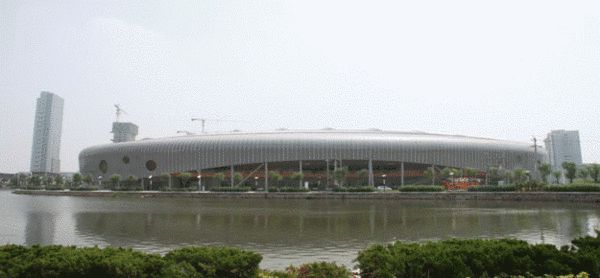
[1,190,599,270]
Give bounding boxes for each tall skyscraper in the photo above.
[544,130,583,172]
[30,92,64,173]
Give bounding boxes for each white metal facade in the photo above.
[79,130,547,177]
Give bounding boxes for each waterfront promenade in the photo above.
[13,190,600,203]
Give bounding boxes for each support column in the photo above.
[432,164,436,185]
[230,165,235,188]
[368,159,374,187]
[299,160,303,188]
[325,160,330,189]
[400,162,405,187]
[264,162,269,192]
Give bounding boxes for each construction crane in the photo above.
[191,118,249,134]
[114,104,128,122]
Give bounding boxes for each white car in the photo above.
[377,186,392,191]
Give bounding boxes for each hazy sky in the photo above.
[1,0,599,173]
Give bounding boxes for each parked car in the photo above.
[377,186,392,191]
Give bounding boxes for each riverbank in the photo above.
[12,190,600,203]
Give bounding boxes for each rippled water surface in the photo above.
[1,190,600,270]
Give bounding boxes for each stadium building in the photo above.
[79,130,546,189]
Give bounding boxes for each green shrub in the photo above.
[0,245,262,278]
[515,181,545,192]
[0,245,164,278]
[159,187,197,192]
[544,185,600,192]
[117,186,144,191]
[270,187,309,193]
[356,233,600,278]
[333,186,376,192]
[164,246,262,278]
[286,262,352,278]
[468,185,517,192]
[209,187,251,192]
[69,186,99,191]
[398,185,444,192]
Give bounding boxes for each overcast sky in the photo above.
[1,0,599,173]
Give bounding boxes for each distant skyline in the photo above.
[1,0,599,173]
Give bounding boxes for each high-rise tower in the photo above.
[30,91,64,173]
[544,130,583,172]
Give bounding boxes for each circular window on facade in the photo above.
[146,160,157,171]
[99,160,108,174]
[122,156,130,164]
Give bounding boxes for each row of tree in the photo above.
[538,162,600,184]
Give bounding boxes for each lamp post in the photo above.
[382,174,387,191]
[98,176,102,189]
[149,175,153,191]
[254,176,259,189]
[198,175,204,191]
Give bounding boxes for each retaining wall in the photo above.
[12,190,600,203]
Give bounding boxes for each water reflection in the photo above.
[25,212,55,245]
[73,199,600,253]
[2,190,598,270]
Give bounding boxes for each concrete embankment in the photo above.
[12,190,600,203]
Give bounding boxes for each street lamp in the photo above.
[149,175,153,191]
[382,174,387,191]
[98,176,102,188]
[254,176,259,188]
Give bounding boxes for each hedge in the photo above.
[69,186,99,191]
[356,232,600,278]
[268,187,309,193]
[0,245,261,278]
[544,185,600,192]
[468,185,517,192]
[398,185,444,192]
[333,186,376,192]
[209,187,252,192]
[159,187,197,192]
[261,262,352,278]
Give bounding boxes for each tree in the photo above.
[290,172,304,187]
[82,175,92,185]
[356,169,369,186]
[552,171,562,184]
[464,168,479,178]
[512,168,528,185]
[562,162,577,184]
[110,174,121,189]
[30,175,42,187]
[577,168,590,181]
[423,168,436,185]
[332,167,348,187]
[487,167,502,185]
[72,173,82,187]
[268,171,283,188]
[538,163,552,184]
[587,164,600,183]
[54,175,64,186]
[126,175,138,188]
[178,173,192,188]
[214,172,225,186]
[233,172,244,185]
[9,177,18,188]
[160,173,172,189]
[45,176,54,186]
